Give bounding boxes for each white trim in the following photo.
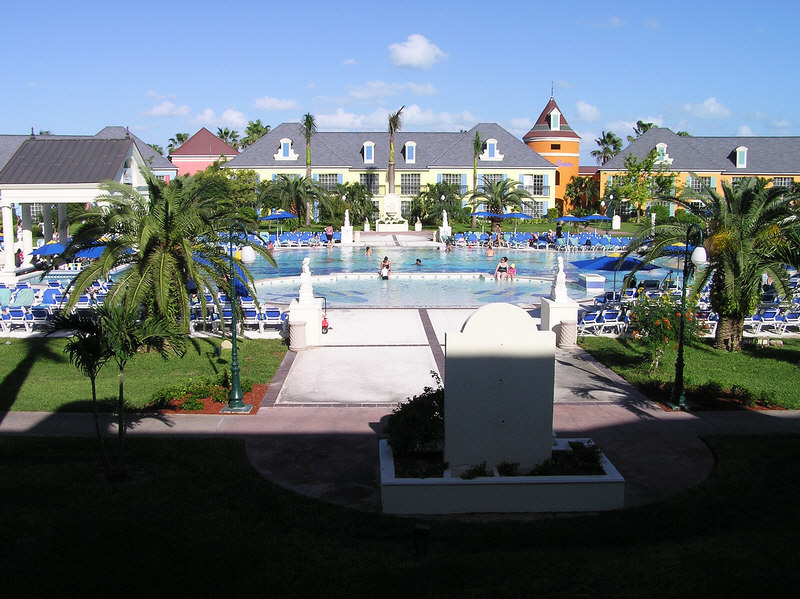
[274,138,299,161]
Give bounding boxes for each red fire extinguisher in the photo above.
[321,315,329,334]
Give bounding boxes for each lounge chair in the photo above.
[577,311,603,336]
[599,310,626,335]
[778,310,800,334]
[757,308,784,334]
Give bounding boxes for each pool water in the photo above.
[248,247,672,307]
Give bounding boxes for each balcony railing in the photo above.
[522,185,550,197]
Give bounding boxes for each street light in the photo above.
[669,223,707,410]
[222,221,252,414]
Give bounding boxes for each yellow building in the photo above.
[523,97,581,213]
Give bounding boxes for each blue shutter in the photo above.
[313,174,318,181]
[685,175,692,188]
[461,174,467,193]
[710,177,716,189]
[519,175,524,184]
[669,204,675,217]
[271,174,276,181]
[437,174,442,183]
[543,174,549,191]
[338,174,343,184]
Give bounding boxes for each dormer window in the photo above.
[274,138,299,161]
[404,141,416,164]
[549,108,561,131]
[735,146,748,168]
[654,142,673,165]
[363,141,375,164]
[479,138,503,162]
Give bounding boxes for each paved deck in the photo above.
[2,306,799,515]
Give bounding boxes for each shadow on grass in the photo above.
[0,338,65,420]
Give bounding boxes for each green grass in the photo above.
[581,336,800,408]
[0,337,286,412]
[1,434,798,597]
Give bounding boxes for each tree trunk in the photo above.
[91,377,111,478]
[714,314,744,351]
[112,367,128,479]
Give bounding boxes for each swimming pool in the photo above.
[248,247,673,307]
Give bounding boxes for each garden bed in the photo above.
[146,383,268,415]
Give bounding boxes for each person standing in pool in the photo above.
[414,258,423,267]
[325,224,334,248]
[379,256,391,279]
[365,246,372,256]
[494,256,509,280]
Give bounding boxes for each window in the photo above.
[654,143,673,165]
[360,173,379,194]
[549,109,561,131]
[731,176,744,189]
[735,146,748,168]
[521,201,545,218]
[404,141,416,164]
[401,200,412,218]
[154,174,167,182]
[363,141,375,164]
[523,174,545,196]
[274,138,298,160]
[400,173,420,196]
[317,174,339,191]
[481,173,503,190]
[688,176,711,193]
[441,173,464,193]
[555,171,560,186]
[479,139,503,161]
[550,143,561,150]
[773,177,793,188]
[487,142,496,158]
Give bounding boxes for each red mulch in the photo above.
[155,383,269,415]
[642,383,786,412]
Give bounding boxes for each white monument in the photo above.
[288,257,324,349]
[376,193,408,232]
[340,209,354,245]
[364,218,370,232]
[540,256,579,337]
[414,216,422,232]
[438,209,451,241]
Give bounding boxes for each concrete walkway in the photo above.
[2,307,799,514]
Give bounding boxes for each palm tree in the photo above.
[216,127,240,149]
[149,144,165,156]
[626,177,800,351]
[468,178,533,228]
[412,182,463,226]
[335,182,376,225]
[261,175,331,224]
[99,303,186,478]
[167,133,189,154]
[471,131,483,228]
[627,120,655,143]
[48,313,113,476]
[591,131,622,165]
[387,106,404,195]
[300,113,317,226]
[54,175,275,329]
[240,119,270,149]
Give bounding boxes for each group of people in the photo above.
[494,256,516,281]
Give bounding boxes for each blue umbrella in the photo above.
[583,213,612,221]
[76,245,105,259]
[259,210,297,221]
[551,215,586,222]
[30,242,66,256]
[469,211,504,218]
[573,253,657,292]
[500,212,533,219]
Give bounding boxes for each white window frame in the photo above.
[479,139,503,162]
[655,142,673,165]
[363,141,375,164]
[317,173,339,191]
[735,146,748,168]
[773,176,793,188]
[274,138,299,161]
[404,141,416,164]
[549,108,561,131]
[360,173,379,194]
[400,173,420,196]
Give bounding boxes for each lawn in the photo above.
[0,336,286,412]
[581,336,800,409]
[1,434,798,597]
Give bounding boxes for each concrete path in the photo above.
[2,307,799,514]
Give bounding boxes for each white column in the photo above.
[2,205,15,273]
[42,204,53,241]
[21,204,33,267]
[57,203,68,245]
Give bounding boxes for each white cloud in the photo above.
[773,118,791,128]
[643,18,660,29]
[575,100,600,122]
[401,105,477,129]
[737,125,755,136]
[608,16,624,27]
[388,34,447,69]
[146,101,190,117]
[254,96,299,111]
[316,108,387,130]
[315,104,476,132]
[192,108,247,128]
[348,80,437,100]
[146,90,176,101]
[683,97,732,119]
[507,117,533,136]
[342,58,356,66]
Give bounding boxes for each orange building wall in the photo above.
[526,138,580,211]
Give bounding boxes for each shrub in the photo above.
[627,292,700,372]
[530,441,604,476]
[384,372,444,453]
[547,207,559,221]
[179,398,204,412]
[460,462,488,480]
[497,461,520,476]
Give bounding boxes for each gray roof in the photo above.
[227,122,554,171]
[0,138,134,184]
[0,135,31,173]
[600,127,800,174]
[95,126,177,171]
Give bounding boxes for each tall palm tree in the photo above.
[591,131,622,165]
[627,120,655,143]
[300,113,318,226]
[167,133,189,154]
[261,175,331,224]
[471,131,483,228]
[240,119,270,149]
[387,106,404,195]
[626,177,800,351]
[468,178,533,228]
[53,175,274,329]
[216,127,240,149]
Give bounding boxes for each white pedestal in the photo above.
[612,215,621,230]
[414,221,422,232]
[288,298,323,348]
[579,273,605,295]
[376,222,408,232]
[340,225,354,245]
[364,221,370,232]
[438,226,451,241]
[540,296,579,332]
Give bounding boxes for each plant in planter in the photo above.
[383,372,444,453]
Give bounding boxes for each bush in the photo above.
[460,462,488,480]
[179,398,204,412]
[547,208,559,221]
[530,441,604,476]
[627,293,700,371]
[384,373,444,453]
[650,204,670,224]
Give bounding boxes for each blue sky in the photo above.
[4,0,799,164]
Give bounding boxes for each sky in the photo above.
[3,0,800,165]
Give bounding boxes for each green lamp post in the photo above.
[668,223,707,411]
[222,221,252,414]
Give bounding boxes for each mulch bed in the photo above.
[154,384,269,415]
[641,383,786,412]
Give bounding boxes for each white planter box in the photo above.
[379,439,625,514]
[375,222,408,232]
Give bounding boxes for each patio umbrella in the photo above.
[469,211,504,218]
[76,245,105,259]
[30,242,66,256]
[500,212,533,219]
[583,213,612,233]
[551,215,586,222]
[572,253,657,293]
[260,210,297,235]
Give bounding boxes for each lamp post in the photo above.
[222,221,252,414]
[668,223,707,410]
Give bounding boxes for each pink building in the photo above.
[169,127,238,176]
